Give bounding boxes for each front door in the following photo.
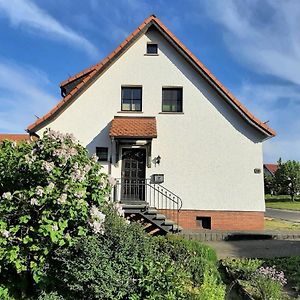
[121,148,146,201]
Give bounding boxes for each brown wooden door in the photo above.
[121,148,146,201]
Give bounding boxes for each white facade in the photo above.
[36,27,267,212]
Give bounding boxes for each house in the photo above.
[0,134,35,143]
[263,164,278,177]
[26,15,276,232]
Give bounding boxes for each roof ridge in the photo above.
[27,14,275,137]
[60,15,157,88]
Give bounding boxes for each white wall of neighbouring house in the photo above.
[36,26,267,212]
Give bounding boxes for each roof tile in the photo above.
[109,117,157,138]
[27,15,276,137]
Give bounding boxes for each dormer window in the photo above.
[146,43,158,55]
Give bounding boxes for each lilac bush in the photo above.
[0,129,121,287]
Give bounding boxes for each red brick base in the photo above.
[160,210,264,231]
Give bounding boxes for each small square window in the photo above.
[96,147,108,162]
[147,43,158,54]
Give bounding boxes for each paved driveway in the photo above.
[205,239,300,258]
[265,208,300,223]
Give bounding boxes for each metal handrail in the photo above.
[112,178,182,230]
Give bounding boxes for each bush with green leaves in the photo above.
[222,258,288,300]
[44,216,192,300]
[155,235,219,286]
[0,130,113,297]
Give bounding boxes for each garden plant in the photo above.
[0,130,225,300]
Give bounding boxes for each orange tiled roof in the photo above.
[109,117,157,138]
[264,164,278,175]
[0,134,33,142]
[27,14,276,137]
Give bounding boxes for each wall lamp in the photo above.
[153,155,161,166]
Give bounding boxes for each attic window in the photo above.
[146,43,158,55]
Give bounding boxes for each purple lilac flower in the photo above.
[255,266,287,286]
[42,161,55,173]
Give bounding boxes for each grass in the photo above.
[265,195,300,211]
[265,256,300,294]
[264,219,300,231]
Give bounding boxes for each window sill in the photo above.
[118,111,144,113]
[159,112,184,114]
[144,53,159,56]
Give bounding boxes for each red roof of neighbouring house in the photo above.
[0,134,34,142]
[109,117,157,138]
[27,14,276,138]
[264,164,278,175]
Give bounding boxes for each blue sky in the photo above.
[0,0,299,163]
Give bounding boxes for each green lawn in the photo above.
[265,195,300,211]
[265,219,300,231]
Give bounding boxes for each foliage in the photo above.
[192,271,226,300]
[221,258,263,279]
[251,271,285,300]
[154,235,219,286]
[44,217,192,300]
[0,130,112,297]
[0,130,226,300]
[265,256,300,293]
[264,174,275,195]
[273,159,300,201]
[222,258,287,300]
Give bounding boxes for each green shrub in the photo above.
[252,274,283,300]
[44,217,192,300]
[37,291,64,300]
[192,271,226,300]
[265,256,300,292]
[221,258,263,279]
[0,130,112,297]
[154,235,219,286]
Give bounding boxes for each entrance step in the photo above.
[122,204,182,235]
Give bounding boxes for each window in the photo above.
[162,87,183,112]
[146,43,158,54]
[196,216,211,230]
[96,147,108,162]
[121,87,142,111]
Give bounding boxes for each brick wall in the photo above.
[160,209,264,231]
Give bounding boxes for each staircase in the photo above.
[113,179,183,235]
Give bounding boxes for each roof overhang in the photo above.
[109,116,157,139]
[27,15,276,140]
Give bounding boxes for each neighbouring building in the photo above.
[263,164,278,177]
[25,15,276,231]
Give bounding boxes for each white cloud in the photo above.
[202,0,300,85]
[0,59,57,133]
[0,0,98,57]
[235,82,300,162]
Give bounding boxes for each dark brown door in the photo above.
[121,148,146,201]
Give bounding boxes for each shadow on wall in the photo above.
[147,27,266,143]
[86,121,112,155]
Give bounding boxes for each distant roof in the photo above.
[264,164,278,175]
[109,117,157,138]
[0,134,34,142]
[27,14,276,138]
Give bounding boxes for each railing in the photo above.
[113,178,182,229]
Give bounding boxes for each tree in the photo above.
[274,159,300,201]
[0,129,113,297]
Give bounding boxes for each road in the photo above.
[265,208,300,223]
